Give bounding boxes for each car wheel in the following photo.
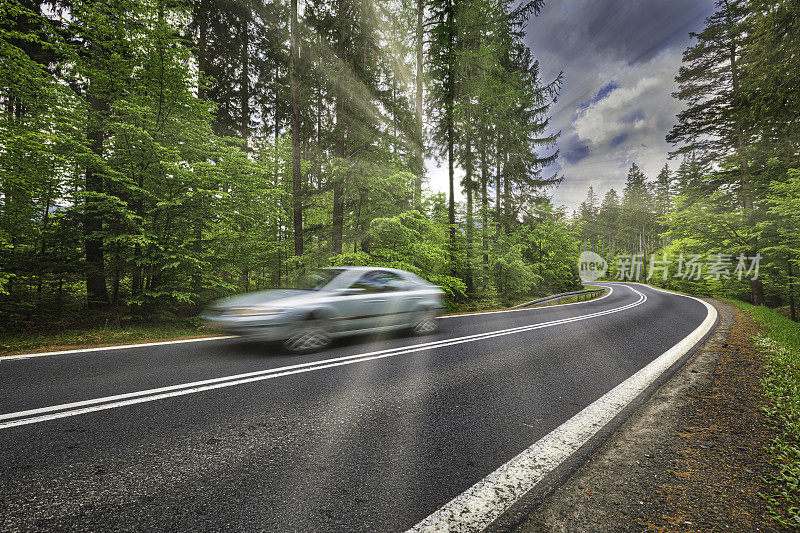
[411,309,439,336]
[283,317,331,353]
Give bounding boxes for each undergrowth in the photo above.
[731,300,800,529]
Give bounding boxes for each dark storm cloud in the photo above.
[524,0,716,208]
[527,0,716,122]
[562,134,591,164]
[610,132,628,148]
[578,81,619,110]
[531,0,713,66]
[620,108,646,124]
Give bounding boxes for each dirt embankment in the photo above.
[518,300,784,532]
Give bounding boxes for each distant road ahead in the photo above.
[0,283,713,532]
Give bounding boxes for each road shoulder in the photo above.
[516,298,782,532]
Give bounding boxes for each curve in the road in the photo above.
[0,286,614,362]
[0,286,637,430]
[0,283,716,532]
[408,283,717,532]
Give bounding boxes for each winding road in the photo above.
[0,283,716,532]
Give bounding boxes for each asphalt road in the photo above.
[0,283,710,532]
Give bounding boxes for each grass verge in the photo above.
[0,322,221,356]
[727,299,800,529]
[1,288,605,356]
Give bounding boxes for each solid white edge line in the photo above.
[0,336,234,362]
[0,288,613,362]
[0,288,644,430]
[439,286,613,319]
[407,284,716,533]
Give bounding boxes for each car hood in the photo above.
[211,289,324,310]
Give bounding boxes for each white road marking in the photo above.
[0,288,612,362]
[0,287,643,430]
[407,284,716,533]
[440,286,613,319]
[0,336,234,362]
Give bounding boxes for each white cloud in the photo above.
[573,77,660,145]
[552,47,685,209]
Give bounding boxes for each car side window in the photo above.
[382,274,409,291]
[350,271,405,293]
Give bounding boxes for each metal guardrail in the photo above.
[511,288,607,309]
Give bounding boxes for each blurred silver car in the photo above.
[203,267,444,353]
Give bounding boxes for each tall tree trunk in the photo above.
[465,129,474,294]
[446,0,455,256]
[722,0,762,304]
[332,178,343,254]
[197,0,208,101]
[480,129,488,281]
[495,133,501,234]
[112,260,120,306]
[241,13,250,142]
[190,0,208,302]
[447,116,455,254]
[414,0,424,204]
[316,57,323,190]
[788,254,797,322]
[37,186,52,304]
[275,218,283,287]
[5,98,16,296]
[290,0,303,256]
[274,63,281,142]
[85,48,109,310]
[332,0,347,255]
[502,153,509,228]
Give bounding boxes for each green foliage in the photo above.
[732,301,800,528]
[571,2,800,521]
[329,207,466,298]
[767,170,800,246]
[0,0,579,331]
[490,244,541,301]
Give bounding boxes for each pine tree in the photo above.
[290,0,303,256]
[674,153,706,204]
[740,0,800,173]
[426,0,458,254]
[654,164,672,217]
[598,189,620,260]
[667,0,764,302]
[578,186,598,252]
[414,0,424,204]
[620,163,655,278]
[579,186,599,220]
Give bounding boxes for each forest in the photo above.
[1,0,798,332]
[573,0,800,321]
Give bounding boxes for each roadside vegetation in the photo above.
[731,300,800,529]
[1,285,604,355]
[0,0,583,339]
[3,0,797,342]
[572,0,799,318]
[0,321,219,356]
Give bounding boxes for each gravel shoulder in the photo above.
[516,299,784,533]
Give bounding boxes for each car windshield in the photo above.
[293,269,344,290]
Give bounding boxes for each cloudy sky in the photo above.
[427,0,717,211]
